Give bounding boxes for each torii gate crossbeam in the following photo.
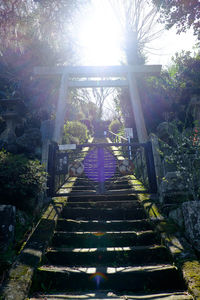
[34,65,161,144]
[34,65,161,77]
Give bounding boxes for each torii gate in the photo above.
[34,65,161,145]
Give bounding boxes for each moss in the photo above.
[3,263,34,300]
[0,210,39,295]
[182,260,200,299]
[127,174,200,299]
[1,147,79,299]
[9,264,31,279]
[1,200,59,299]
[137,194,162,220]
[41,196,68,221]
[0,246,16,287]
[156,220,179,235]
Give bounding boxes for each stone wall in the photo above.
[0,205,16,251]
[133,146,149,187]
[150,130,200,253]
[182,201,200,252]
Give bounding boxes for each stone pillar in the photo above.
[0,100,25,145]
[127,73,148,143]
[53,73,69,143]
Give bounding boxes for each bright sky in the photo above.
[76,0,198,67]
[75,0,198,120]
[77,0,123,66]
[148,28,198,66]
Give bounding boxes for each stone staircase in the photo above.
[29,179,193,299]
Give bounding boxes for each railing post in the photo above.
[128,137,132,160]
[47,142,58,197]
[144,141,157,193]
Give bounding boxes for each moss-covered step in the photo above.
[69,182,134,191]
[63,200,139,209]
[45,245,171,266]
[56,219,153,232]
[67,194,138,202]
[128,176,200,299]
[105,183,133,190]
[28,291,193,300]
[60,207,146,220]
[31,264,185,293]
[51,230,159,248]
[1,194,75,300]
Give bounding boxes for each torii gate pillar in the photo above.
[128,73,148,142]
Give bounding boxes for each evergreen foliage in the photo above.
[0,0,87,50]
[0,150,46,210]
[63,121,88,144]
[152,0,200,40]
[160,121,200,200]
[117,51,200,136]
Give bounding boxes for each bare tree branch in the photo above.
[109,0,164,63]
[74,85,117,120]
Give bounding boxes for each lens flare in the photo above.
[92,232,106,237]
[89,272,108,288]
[84,148,116,182]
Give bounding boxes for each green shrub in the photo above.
[109,119,123,134]
[63,121,88,144]
[0,150,46,211]
[80,119,94,134]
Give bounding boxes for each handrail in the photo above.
[77,142,145,148]
[107,130,128,142]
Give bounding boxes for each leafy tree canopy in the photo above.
[115,51,200,136]
[152,0,200,40]
[0,0,90,129]
[141,50,200,131]
[0,0,88,50]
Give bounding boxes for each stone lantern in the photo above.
[0,100,26,144]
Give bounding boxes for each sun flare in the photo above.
[77,0,123,66]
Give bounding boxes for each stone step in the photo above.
[67,194,138,202]
[64,200,140,209]
[61,207,146,220]
[107,179,136,185]
[56,219,153,232]
[33,265,185,293]
[66,183,134,191]
[51,230,159,248]
[28,139,192,299]
[105,184,133,189]
[45,245,171,266]
[68,189,144,196]
[67,177,132,185]
[61,185,95,191]
[29,291,193,300]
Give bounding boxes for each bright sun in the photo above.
[77,0,123,66]
[75,0,198,67]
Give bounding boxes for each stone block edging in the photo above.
[129,175,200,300]
[1,178,76,300]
